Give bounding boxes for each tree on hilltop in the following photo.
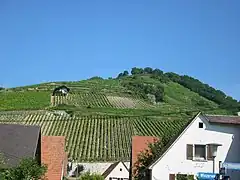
[117,70,129,78]
[131,67,144,75]
[152,68,163,76]
[143,67,153,74]
[123,70,129,76]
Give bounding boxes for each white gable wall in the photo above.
[150,115,240,180]
[105,162,129,180]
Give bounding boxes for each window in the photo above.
[120,168,122,171]
[187,144,209,161]
[195,145,206,160]
[199,122,203,128]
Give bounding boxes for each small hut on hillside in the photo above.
[51,85,70,106]
[52,85,70,96]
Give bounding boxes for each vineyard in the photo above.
[106,96,153,109]
[67,93,113,108]
[51,92,153,109]
[0,110,190,162]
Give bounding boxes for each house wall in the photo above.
[105,162,129,180]
[151,115,240,180]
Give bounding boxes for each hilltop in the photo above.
[0,67,239,162]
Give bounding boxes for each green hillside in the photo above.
[0,67,238,162]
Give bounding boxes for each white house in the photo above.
[102,161,129,180]
[146,112,240,180]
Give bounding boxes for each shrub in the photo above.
[80,171,104,180]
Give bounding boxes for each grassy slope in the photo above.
[0,91,50,110]
[164,82,218,107]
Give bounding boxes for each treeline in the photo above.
[165,72,240,113]
[117,67,169,83]
[117,67,240,113]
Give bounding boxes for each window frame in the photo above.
[187,144,210,161]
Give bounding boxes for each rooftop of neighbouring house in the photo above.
[205,114,240,125]
[41,136,67,180]
[0,123,41,167]
[102,161,129,178]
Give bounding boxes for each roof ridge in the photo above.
[206,114,240,118]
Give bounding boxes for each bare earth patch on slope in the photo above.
[106,96,151,109]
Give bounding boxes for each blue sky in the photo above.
[0,0,239,100]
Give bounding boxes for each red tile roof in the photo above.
[205,115,240,125]
[131,136,158,178]
[41,136,66,180]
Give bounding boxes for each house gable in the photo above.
[148,113,240,180]
[103,161,129,180]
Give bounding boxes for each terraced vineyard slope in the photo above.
[0,67,238,162]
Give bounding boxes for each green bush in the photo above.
[80,172,104,180]
[176,174,194,180]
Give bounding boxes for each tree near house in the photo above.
[0,157,47,180]
[133,136,170,180]
[0,153,7,179]
[0,153,5,168]
[134,135,194,180]
[63,172,104,180]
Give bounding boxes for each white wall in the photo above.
[105,162,129,180]
[151,115,240,180]
[71,161,130,175]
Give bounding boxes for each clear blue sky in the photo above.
[0,0,239,100]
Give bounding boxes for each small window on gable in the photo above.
[199,122,203,128]
[120,168,122,171]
